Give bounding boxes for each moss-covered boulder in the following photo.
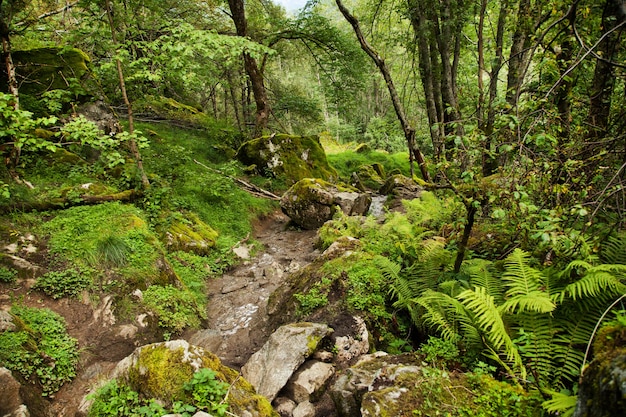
[237,134,338,184]
[356,164,385,191]
[331,353,540,417]
[164,213,218,256]
[573,318,626,417]
[280,178,371,230]
[81,340,278,417]
[3,47,91,97]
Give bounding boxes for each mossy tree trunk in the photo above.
[104,0,150,189]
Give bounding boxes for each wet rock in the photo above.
[237,134,337,185]
[280,179,371,230]
[242,323,333,401]
[284,360,335,403]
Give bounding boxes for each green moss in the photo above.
[237,134,338,184]
[127,345,194,403]
[166,213,218,256]
[6,47,91,97]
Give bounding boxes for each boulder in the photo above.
[242,323,332,402]
[237,134,337,184]
[76,100,121,136]
[5,47,91,97]
[79,340,278,417]
[334,316,369,367]
[379,174,422,199]
[164,212,218,256]
[354,165,385,191]
[573,318,626,417]
[0,367,26,417]
[284,360,335,403]
[280,179,371,230]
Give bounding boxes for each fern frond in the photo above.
[542,391,577,417]
[458,286,520,367]
[499,291,555,314]
[514,313,557,388]
[502,249,545,297]
[601,233,626,265]
[413,289,479,345]
[564,265,626,300]
[462,259,504,303]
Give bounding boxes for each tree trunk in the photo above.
[105,0,150,189]
[0,2,18,110]
[586,0,624,141]
[482,0,508,176]
[336,0,430,182]
[227,0,270,137]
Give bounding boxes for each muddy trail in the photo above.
[40,210,320,415]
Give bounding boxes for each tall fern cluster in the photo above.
[384,246,626,394]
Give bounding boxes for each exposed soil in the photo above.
[0,209,321,416]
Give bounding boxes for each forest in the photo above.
[0,0,625,416]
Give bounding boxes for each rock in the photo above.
[274,397,297,417]
[4,47,91,97]
[242,323,333,402]
[164,212,218,256]
[0,310,15,331]
[0,367,25,417]
[573,319,626,417]
[292,401,316,417]
[355,165,385,191]
[379,174,422,199]
[334,316,369,366]
[284,360,335,403]
[237,134,338,185]
[77,100,121,136]
[280,179,371,230]
[80,340,278,417]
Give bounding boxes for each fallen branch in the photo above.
[193,159,281,200]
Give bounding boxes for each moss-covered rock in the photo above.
[3,48,91,97]
[573,318,626,417]
[82,340,278,417]
[331,353,540,417]
[237,134,338,184]
[280,178,371,230]
[164,213,218,256]
[356,165,385,191]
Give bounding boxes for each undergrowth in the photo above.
[0,305,80,396]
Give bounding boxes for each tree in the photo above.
[335,0,430,181]
[227,0,271,137]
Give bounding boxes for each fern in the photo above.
[502,249,544,297]
[458,286,523,373]
[600,233,626,265]
[542,391,577,417]
[462,259,504,304]
[564,264,626,300]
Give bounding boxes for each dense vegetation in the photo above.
[1,0,625,416]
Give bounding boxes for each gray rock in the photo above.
[292,401,315,417]
[274,397,297,417]
[334,316,369,366]
[284,360,335,403]
[280,179,371,230]
[0,310,15,332]
[242,323,332,401]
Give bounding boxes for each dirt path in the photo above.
[186,210,319,368]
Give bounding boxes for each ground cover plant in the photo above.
[0,305,80,396]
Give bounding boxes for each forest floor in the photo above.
[32,209,320,415]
